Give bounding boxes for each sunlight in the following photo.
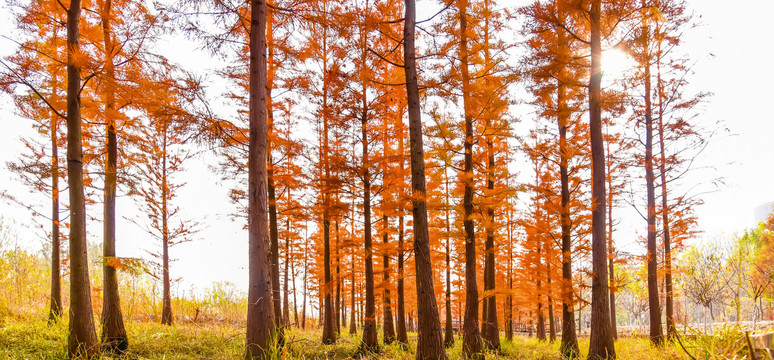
[602,48,635,81]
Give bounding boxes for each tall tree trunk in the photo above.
[320,13,336,344]
[292,243,299,327]
[558,77,579,357]
[404,0,447,357]
[283,220,290,325]
[66,0,98,354]
[336,221,342,335]
[443,168,454,348]
[506,202,513,342]
[48,78,62,322]
[537,240,546,341]
[383,215,396,343]
[360,105,378,350]
[302,224,308,330]
[641,5,664,345]
[587,0,616,357]
[483,132,499,350]
[396,222,407,339]
[458,0,482,357]
[606,137,617,340]
[161,131,173,326]
[350,241,358,334]
[100,0,128,351]
[657,40,676,340]
[266,7,283,343]
[537,298,546,340]
[245,0,275,355]
[396,122,408,344]
[548,270,556,341]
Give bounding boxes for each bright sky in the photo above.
[0,0,773,297]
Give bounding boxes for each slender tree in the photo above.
[404,0,447,357]
[245,0,275,356]
[65,0,99,354]
[587,0,615,357]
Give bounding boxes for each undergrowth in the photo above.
[0,314,762,359]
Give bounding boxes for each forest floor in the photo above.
[0,314,740,359]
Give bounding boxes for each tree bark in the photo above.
[66,0,98,354]
[443,169,454,348]
[245,0,275,355]
[397,199,408,343]
[320,11,336,344]
[266,8,283,342]
[482,131,499,350]
[383,215,396,344]
[458,0,483,357]
[606,134,617,340]
[360,104,378,351]
[350,242,358,334]
[396,118,408,344]
[642,5,664,345]
[99,0,128,351]
[587,0,616,357]
[283,220,290,325]
[657,39,676,340]
[558,77,579,357]
[49,79,62,322]
[336,221,342,335]
[161,130,173,327]
[404,1,447,357]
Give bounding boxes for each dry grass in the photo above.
[0,313,753,359]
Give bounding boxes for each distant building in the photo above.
[754,201,774,224]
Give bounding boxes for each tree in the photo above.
[1,0,69,323]
[65,0,99,354]
[586,0,615,357]
[130,71,200,327]
[631,0,664,344]
[455,0,483,356]
[245,0,275,356]
[404,0,447,357]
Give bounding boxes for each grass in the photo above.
[0,314,753,359]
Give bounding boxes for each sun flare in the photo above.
[602,48,635,80]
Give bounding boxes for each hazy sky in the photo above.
[0,0,773,296]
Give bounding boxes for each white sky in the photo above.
[0,0,773,297]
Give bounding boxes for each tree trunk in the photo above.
[350,243,358,334]
[100,0,128,351]
[245,0,276,355]
[444,169,454,348]
[49,83,62,322]
[336,221,342,335]
[458,0,482,357]
[161,130,173,327]
[292,243,299,327]
[360,108,378,350]
[383,215,396,343]
[320,17,336,345]
[66,0,98,355]
[606,136,617,340]
[587,0,616,357]
[404,1,447,357]
[266,7,283,345]
[283,221,290,325]
[642,5,664,345]
[537,299,546,341]
[483,134,499,350]
[302,225,308,330]
[66,19,99,360]
[558,76,579,357]
[397,202,408,343]
[657,39,676,340]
